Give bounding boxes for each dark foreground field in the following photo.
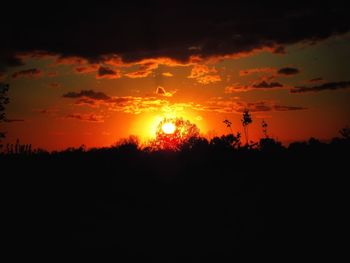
[2,138,348,259]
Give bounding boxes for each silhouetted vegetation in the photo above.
[150,117,200,150]
[0,83,9,149]
[340,126,350,139]
[241,110,252,145]
[2,88,349,257]
[261,119,268,138]
[1,129,349,257]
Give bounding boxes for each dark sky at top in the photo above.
[1,1,349,71]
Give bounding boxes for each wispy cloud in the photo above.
[4,119,25,122]
[291,81,350,93]
[308,77,324,83]
[201,98,307,113]
[12,68,42,79]
[239,67,275,77]
[188,64,221,84]
[48,82,61,88]
[65,113,104,122]
[277,67,300,75]
[62,90,307,116]
[162,72,173,77]
[75,65,99,74]
[225,81,284,93]
[97,66,121,79]
[155,86,174,97]
[63,90,111,100]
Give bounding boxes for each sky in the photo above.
[1,1,350,150]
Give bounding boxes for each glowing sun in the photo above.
[152,117,201,150]
[162,122,176,134]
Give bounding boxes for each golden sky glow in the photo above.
[1,33,350,150]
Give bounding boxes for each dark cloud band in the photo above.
[1,2,349,70]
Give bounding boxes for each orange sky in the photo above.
[1,34,350,150]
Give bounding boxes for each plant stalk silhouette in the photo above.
[241,110,252,146]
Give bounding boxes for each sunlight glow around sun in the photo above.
[162,122,176,134]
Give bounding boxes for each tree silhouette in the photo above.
[241,110,252,145]
[151,117,200,150]
[0,83,10,149]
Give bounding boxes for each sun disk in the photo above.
[162,122,176,134]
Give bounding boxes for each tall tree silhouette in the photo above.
[241,110,252,145]
[0,83,10,149]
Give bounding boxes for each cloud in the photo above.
[239,67,275,76]
[62,89,167,114]
[12,68,42,79]
[123,58,189,78]
[47,71,58,77]
[277,67,300,75]
[273,46,287,54]
[0,51,25,73]
[124,71,152,78]
[65,113,104,123]
[62,89,187,115]
[155,86,173,97]
[225,85,248,93]
[124,62,158,78]
[62,90,111,100]
[4,119,25,122]
[196,74,222,84]
[109,96,170,115]
[97,66,121,79]
[48,82,61,88]
[2,2,348,70]
[62,88,307,116]
[188,64,211,78]
[33,108,59,116]
[253,81,283,89]
[225,81,284,92]
[16,50,56,60]
[273,105,307,111]
[162,72,173,77]
[188,64,221,84]
[308,77,324,83]
[202,98,307,113]
[75,65,99,74]
[239,67,300,77]
[55,56,87,65]
[291,81,350,93]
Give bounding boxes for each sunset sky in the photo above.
[1,2,350,150]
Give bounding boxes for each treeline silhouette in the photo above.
[1,84,349,258]
[1,131,349,259]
